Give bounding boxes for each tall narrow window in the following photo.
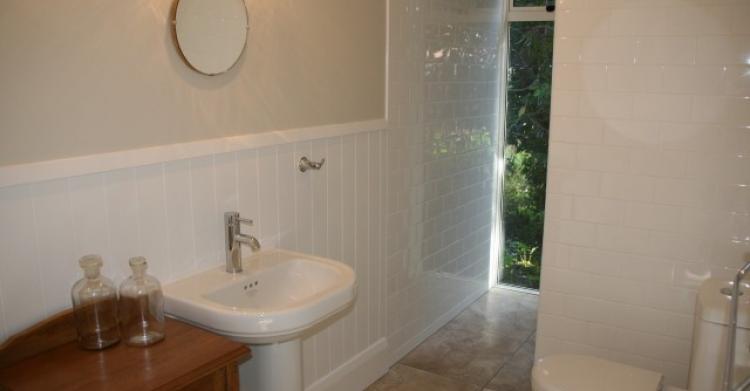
[500,11,553,289]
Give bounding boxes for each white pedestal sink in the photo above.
[163,249,356,391]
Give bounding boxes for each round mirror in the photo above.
[174,0,248,76]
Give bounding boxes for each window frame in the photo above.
[507,1,554,22]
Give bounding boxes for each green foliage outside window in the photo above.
[501,21,553,289]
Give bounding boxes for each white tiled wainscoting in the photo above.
[0,130,388,389]
[537,0,750,388]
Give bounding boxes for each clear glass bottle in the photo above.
[119,256,165,346]
[71,254,120,350]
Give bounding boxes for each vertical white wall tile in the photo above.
[302,334,315,388]
[237,150,260,246]
[214,152,239,221]
[135,164,170,280]
[164,159,196,279]
[326,138,343,262]
[294,142,314,254]
[0,280,6,340]
[369,131,384,343]
[104,168,140,283]
[189,156,219,270]
[0,185,45,335]
[341,134,357,360]
[355,133,370,352]
[277,144,296,250]
[314,326,331,381]
[310,139,331,378]
[69,174,113,273]
[214,153,238,208]
[213,152,239,268]
[311,139,328,258]
[326,137,345,369]
[32,179,77,314]
[257,147,279,247]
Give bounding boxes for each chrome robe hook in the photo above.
[299,156,325,172]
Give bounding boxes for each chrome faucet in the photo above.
[224,211,261,273]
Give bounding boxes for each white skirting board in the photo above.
[307,286,488,391]
[305,338,390,391]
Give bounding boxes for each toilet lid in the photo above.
[532,354,663,391]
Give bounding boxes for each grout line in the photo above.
[159,164,172,280]
[280,147,288,250]
[289,147,295,252]
[383,132,390,340]
[65,178,78,288]
[308,141,318,382]
[187,159,198,271]
[353,135,359,354]
[339,137,346,362]
[366,133,372,346]
[100,173,115,281]
[325,140,333,376]
[377,131,384,340]
[133,168,143,269]
[232,152,239,212]
[253,150,262,243]
[209,154,219,265]
[29,184,49,316]
[0,274,7,339]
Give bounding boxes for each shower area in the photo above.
[392,0,555,292]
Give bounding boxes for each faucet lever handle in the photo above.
[237,217,253,226]
[224,211,253,227]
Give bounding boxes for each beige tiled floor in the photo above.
[367,287,538,391]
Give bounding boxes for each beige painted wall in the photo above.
[0,0,385,166]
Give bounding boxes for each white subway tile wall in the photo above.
[384,0,500,356]
[538,0,750,387]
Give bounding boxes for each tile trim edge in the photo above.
[0,118,387,188]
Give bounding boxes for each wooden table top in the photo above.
[0,318,250,391]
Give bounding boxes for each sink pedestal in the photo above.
[239,338,302,391]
